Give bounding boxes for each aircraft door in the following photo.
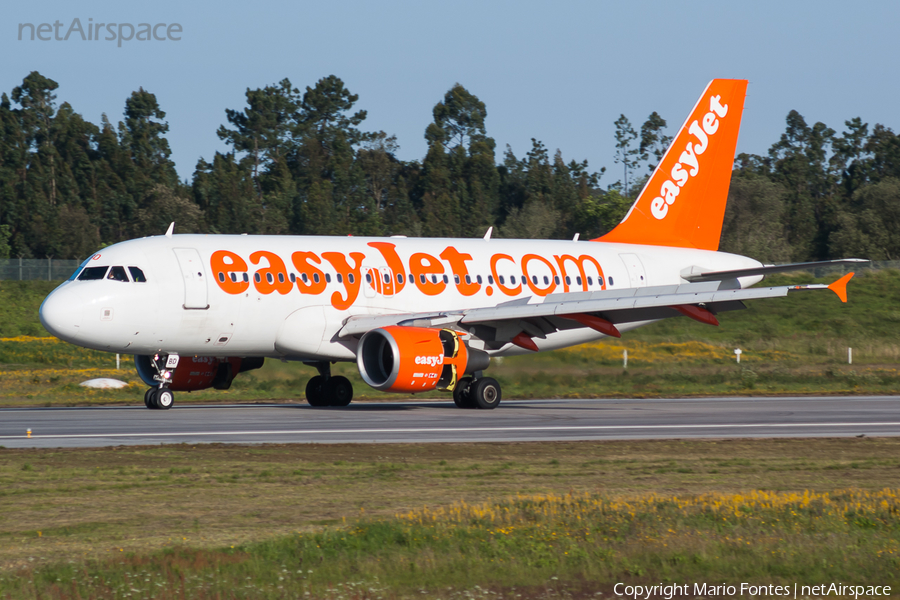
[379,266,395,297]
[619,253,647,288]
[173,248,210,309]
[362,265,377,298]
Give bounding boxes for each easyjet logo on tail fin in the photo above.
[598,79,748,251]
[651,94,729,220]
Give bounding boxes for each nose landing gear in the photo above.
[144,386,175,410]
[143,353,178,410]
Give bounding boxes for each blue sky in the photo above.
[3,0,898,183]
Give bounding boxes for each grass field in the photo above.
[1,439,899,598]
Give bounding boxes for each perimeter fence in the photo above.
[0,258,83,281]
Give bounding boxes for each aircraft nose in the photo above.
[39,284,84,342]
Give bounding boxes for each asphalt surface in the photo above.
[1,396,899,448]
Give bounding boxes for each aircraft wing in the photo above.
[680,259,868,282]
[337,273,855,347]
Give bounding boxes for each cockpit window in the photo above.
[68,256,95,281]
[78,266,109,281]
[108,266,129,282]
[128,266,147,282]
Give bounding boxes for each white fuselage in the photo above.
[39,234,762,361]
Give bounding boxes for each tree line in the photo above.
[1,70,898,262]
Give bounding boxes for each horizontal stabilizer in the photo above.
[681,259,869,283]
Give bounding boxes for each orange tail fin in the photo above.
[597,79,748,250]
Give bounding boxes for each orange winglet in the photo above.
[827,272,854,303]
[569,313,622,338]
[674,304,720,326]
[511,332,539,352]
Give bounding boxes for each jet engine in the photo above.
[135,355,265,391]
[356,326,490,393]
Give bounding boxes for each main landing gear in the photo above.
[143,353,178,410]
[452,376,502,410]
[305,362,353,407]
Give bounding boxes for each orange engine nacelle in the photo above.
[356,326,488,393]
[135,355,265,391]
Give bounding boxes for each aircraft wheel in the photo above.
[144,388,156,409]
[156,388,174,410]
[326,376,353,407]
[306,376,328,407]
[472,377,501,410]
[453,377,476,408]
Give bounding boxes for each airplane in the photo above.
[39,79,864,411]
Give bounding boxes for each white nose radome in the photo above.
[39,284,84,343]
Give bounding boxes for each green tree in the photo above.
[217,79,299,198]
[12,72,59,206]
[829,178,900,260]
[0,224,10,259]
[613,114,639,196]
[639,111,671,173]
[767,110,835,260]
[118,88,178,193]
[421,83,498,237]
[719,174,791,262]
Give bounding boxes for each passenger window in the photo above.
[365,273,372,284]
[348,274,355,284]
[383,273,389,284]
[266,273,274,284]
[454,275,460,284]
[465,275,471,284]
[476,275,483,284]
[419,274,426,284]
[608,276,614,286]
[242,273,249,283]
[587,276,594,286]
[431,274,438,284]
[254,273,261,283]
[128,266,147,282]
[302,273,309,283]
[218,272,225,282]
[554,276,560,285]
[397,274,403,284]
[565,276,571,286]
[278,273,285,283]
[499,275,505,285]
[108,266,129,282]
[290,273,296,283]
[543,276,549,285]
[510,275,516,285]
[577,276,582,286]
[314,273,320,283]
[337,273,344,284]
[532,276,538,285]
[488,275,494,285]
[442,275,449,284]
[78,266,108,281]
[325,273,332,283]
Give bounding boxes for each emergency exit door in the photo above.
[619,253,647,288]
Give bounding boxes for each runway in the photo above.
[2,396,900,448]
